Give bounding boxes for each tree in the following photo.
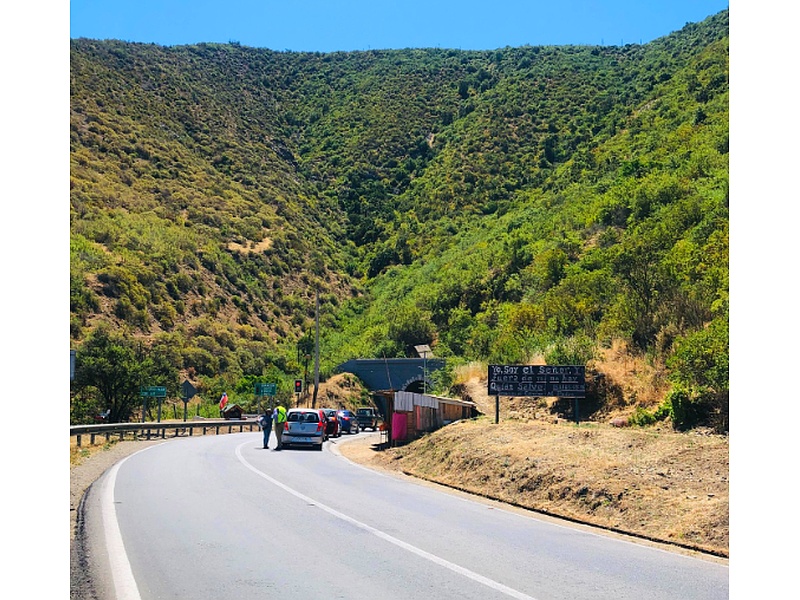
[612,231,674,349]
[73,325,176,422]
[666,316,729,432]
[387,306,435,358]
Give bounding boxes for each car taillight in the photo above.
[316,422,323,432]
[284,422,289,431]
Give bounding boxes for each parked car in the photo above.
[336,410,360,434]
[282,408,327,450]
[356,407,380,431]
[322,408,341,438]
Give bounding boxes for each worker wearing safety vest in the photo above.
[273,405,287,450]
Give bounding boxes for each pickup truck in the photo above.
[355,407,380,431]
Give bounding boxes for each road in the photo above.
[79,431,728,600]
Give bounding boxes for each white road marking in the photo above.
[236,441,539,600]
[101,445,161,600]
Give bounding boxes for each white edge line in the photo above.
[101,444,162,600]
[235,440,538,600]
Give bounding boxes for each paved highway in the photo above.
[80,431,728,600]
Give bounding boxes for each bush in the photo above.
[543,334,596,366]
[628,406,656,427]
[667,317,728,393]
[667,387,710,431]
[387,306,435,357]
[628,401,671,427]
[666,317,728,432]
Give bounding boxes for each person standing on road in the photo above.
[273,405,287,450]
[257,408,273,449]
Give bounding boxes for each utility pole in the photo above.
[312,289,320,408]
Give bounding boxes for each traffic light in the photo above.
[294,379,303,394]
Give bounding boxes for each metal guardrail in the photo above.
[70,418,260,447]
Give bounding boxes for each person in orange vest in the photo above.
[273,405,287,450]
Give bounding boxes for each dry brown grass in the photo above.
[227,237,273,254]
[588,339,670,414]
[295,372,372,411]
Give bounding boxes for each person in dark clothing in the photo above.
[257,409,273,449]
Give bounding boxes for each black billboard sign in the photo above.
[488,364,586,397]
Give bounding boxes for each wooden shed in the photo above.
[389,391,476,444]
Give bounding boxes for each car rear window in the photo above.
[288,411,319,423]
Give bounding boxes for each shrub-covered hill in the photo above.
[70,10,727,427]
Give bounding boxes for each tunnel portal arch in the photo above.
[335,358,444,394]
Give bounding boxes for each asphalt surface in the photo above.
[77,431,728,600]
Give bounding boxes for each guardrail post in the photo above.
[76,434,82,447]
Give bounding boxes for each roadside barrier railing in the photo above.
[70,418,260,447]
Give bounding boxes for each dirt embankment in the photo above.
[339,419,728,557]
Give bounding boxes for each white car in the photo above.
[281,408,327,451]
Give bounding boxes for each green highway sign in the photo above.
[255,383,277,396]
[140,386,167,398]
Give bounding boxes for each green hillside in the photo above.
[70,11,728,428]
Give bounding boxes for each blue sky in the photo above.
[69,0,730,52]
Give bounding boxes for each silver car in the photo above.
[281,408,326,451]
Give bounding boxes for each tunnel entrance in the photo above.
[403,379,426,394]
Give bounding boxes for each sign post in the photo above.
[181,380,197,422]
[488,365,586,423]
[139,386,167,423]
